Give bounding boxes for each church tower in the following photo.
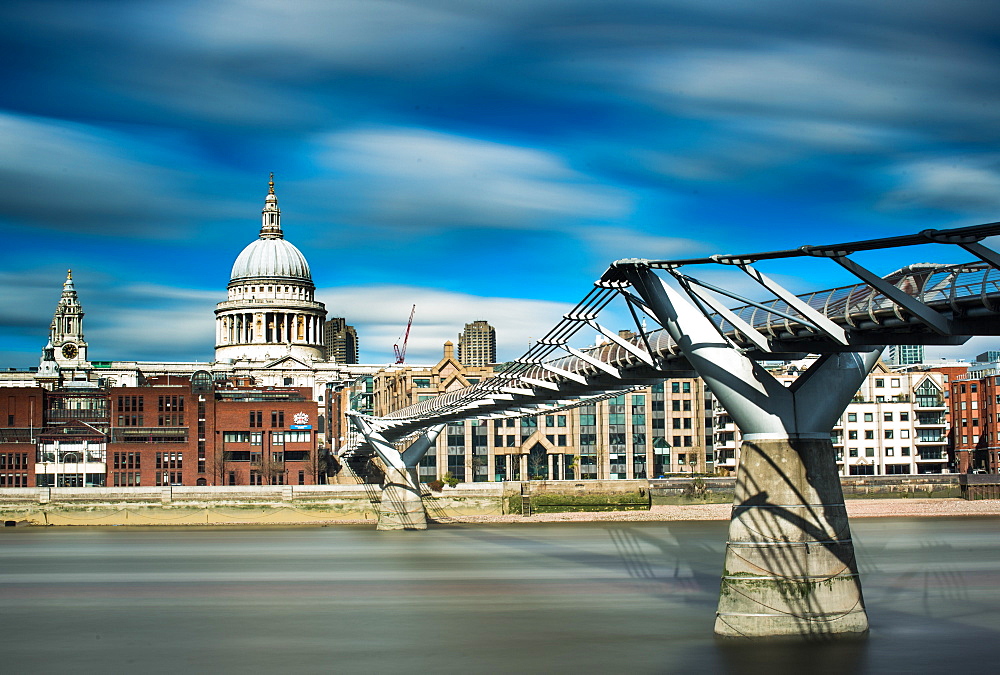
[215,175,327,363]
[49,270,89,369]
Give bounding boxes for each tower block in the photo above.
[627,267,878,639]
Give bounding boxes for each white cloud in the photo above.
[0,112,228,236]
[879,159,1000,215]
[576,226,705,262]
[177,0,496,70]
[312,126,632,229]
[318,284,573,364]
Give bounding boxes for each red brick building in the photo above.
[951,373,1000,474]
[0,373,323,487]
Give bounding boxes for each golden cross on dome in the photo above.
[268,172,275,195]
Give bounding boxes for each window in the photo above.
[157,395,184,412]
[557,415,567,427]
[875,379,884,388]
[900,412,909,422]
[885,430,894,439]
[271,410,285,428]
[884,412,893,422]
[886,447,894,456]
[864,413,873,422]
[249,410,263,428]
[890,379,900,387]
[864,430,874,440]
[847,413,857,422]
[866,448,875,457]
[848,430,858,440]
[413,378,431,388]
[849,448,858,457]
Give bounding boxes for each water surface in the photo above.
[2,517,998,674]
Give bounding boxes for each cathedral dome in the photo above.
[228,174,313,283]
[230,238,312,282]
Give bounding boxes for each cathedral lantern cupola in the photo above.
[215,176,327,363]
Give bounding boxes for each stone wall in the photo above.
[649,475,962,504]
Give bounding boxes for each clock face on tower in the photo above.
[61,343,78,359]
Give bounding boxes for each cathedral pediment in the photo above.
[262,355,313,370]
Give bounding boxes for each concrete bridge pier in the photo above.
[377,467,428,531]
[349,416,444,531]
[627,267,881,640]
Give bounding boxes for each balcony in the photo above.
[915,397,947,410]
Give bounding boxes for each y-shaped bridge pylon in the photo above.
[349,415,445,530]
[624,264,878,639]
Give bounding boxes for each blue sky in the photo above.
[2,0,1000,366]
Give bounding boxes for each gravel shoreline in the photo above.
[436,498,1000,524]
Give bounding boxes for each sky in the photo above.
[2,0,1000,367]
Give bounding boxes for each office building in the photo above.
[457,320,496,367]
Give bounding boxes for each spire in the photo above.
[60,270,79,307]
[260,172,282,239]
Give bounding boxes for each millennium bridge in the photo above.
[347,221,1000,640]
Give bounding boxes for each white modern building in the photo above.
[713,358,952,476]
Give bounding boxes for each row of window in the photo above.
[0,473,28,486]
[847,429,911,440]
[847,447,913,457]
[248,411,288,428]
[0,453,28,469]
[223,431,312,445]
[115,414,188,429]
[113,472,141,486]
[112,452,141,469]
[846,411,911,423]
[155,453,183,470]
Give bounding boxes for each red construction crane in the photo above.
[393,305,416,364]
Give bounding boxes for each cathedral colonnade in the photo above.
[217,312,323,346]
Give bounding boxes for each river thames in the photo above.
[2,517,999,674]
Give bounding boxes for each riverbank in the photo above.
[4,485,998,527]
[429,498,1000,525]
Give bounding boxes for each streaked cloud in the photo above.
[2,0,1000,367]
